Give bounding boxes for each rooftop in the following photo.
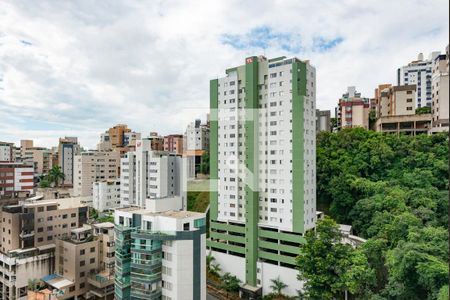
[116,207,205,219]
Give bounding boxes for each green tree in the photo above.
[48,166,65,187]
[206,252,215,271]
[220,272,241,297]
[270,277,288,296]
[386,227,448,299]
[297,217,374,299]
[200,150,210,175]
[210,262,221,277]
[415,106,431,114]
[39,177,50,188]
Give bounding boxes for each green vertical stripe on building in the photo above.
[292,61,307,233]
[244,56,259,286]
[209,79,219,221]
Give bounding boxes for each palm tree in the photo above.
[28,278,39,291]
[210,262,221,277]
[206,252,215,271]
[270,277,287,296]
[220,272,241,298]
[48,166,65,187]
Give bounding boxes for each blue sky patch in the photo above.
[221,26,342,53]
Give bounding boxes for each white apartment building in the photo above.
[58,137,81,187]
[0,142,13,163]
[92,179,121,212]
[114,208,206,300]
[430,49,449,133]
[120,139,184,208]
[184,119,209,151]
[73,151,121,197]
[397,51,441,108]
[208,56,316,297]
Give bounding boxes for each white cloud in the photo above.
[0,0,448,148]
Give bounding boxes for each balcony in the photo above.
[88,271,114,289]
[19,230,35,238]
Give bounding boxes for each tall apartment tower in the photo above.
[120,138,184,208]
[397,51,440,108]
[208,56,316,297]
[58,137,81,187]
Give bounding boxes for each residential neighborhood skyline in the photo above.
[0,1,448,148]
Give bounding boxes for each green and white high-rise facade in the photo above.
[208,56,316,297]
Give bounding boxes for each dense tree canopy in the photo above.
[315,128,449,299]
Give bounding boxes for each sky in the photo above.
[0,0,448,149]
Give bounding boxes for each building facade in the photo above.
[97,124,141,153]
[0,142,14,163]
[114,208,206,300]
[120,139,183,208]
[397,51,440,108]
[430,49,449,133]
[73,151,121,197]
[42,223,115,300]
[336,86,370,129]
[315,110,331,133]
[0,163,34,198]
[58,137,81,187]
[184,119,210,178]
[375,113,432,135]
[376,85,416,118]
[93,179,121,212]
[163,135,184,156]
[0,198,88,299]
[208,56,316,297]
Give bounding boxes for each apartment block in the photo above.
[21,147,54,176]
[397,51,440,108]
[58,137,81,187]
[93,179,121,212]
[0,142,14,163]
[114,208,206,300]
[0,163,34,199]
[120,139,183,208]
[336,86,370,129]
[97,124,141,153]
[315,110,331,133]
[184,119,210,178]
[375,85,416,118]
[430,48,449,133]
[208,56,316,297]
[163,134,184,156]
[0,197,88,299]
[374,113,432,135]
[73,151,121,197]
[42,223,115,300]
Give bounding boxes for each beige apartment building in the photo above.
[376,85,416,117]
[430,49,449,133]
[42,223,115,300]
[336,86,370,129]
[58,137,81,187]
[374,113,432,136]
[0,197,88,299]
[73,151,121,197]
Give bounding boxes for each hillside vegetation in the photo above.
[315,128,449,299]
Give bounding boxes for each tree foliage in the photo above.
[315,128,449,298]
[297,217,375,299]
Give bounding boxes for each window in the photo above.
[80,249,85,255]
[80,271,85,277]
[270,73,277,78]
[90,258,95,264]
[79,283,85,289]
[90,247,95,253]
[407,107,413,110]
[406,98,413,103]
[80,260,85,266]
[183,223,190,231]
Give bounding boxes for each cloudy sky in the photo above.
[0,0,448,149]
